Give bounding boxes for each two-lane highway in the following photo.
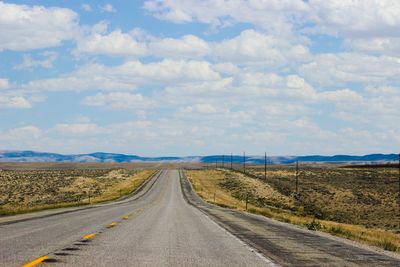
[0,170,272,266]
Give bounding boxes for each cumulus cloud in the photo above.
[0,126,42,140]
[345,37,400,56]
[0,79,9,89]
[14,51,58,70]
[82,92,153,109]
[0,1,79,51]
[149,35,211,58]
[23,59,221,92]
[54,123,101,135]
[299,53,400,86]
[74,30,147,57]
[143,0,308,35]
[99,4,116,13]
[213,29,309,64]
[319,89,363,103]
[0,95,31,109]
[74,27,308,69]
[82,4,92,12]
[308,0,400,38]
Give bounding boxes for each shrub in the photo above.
[378,239,399,252]
[305,220,322,231]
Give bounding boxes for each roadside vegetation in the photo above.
[0,169,155,216]
[186,167,400,252]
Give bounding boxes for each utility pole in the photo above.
[264,152,267,180]
[243,152,246,174]
[295,160,299,195]
[222,155,225,168]
[230,153,233,170]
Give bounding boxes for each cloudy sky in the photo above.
[0,0,399,156]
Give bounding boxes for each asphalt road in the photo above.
[0,170,272,266]
[1,169,399,266]
[180,170,400,267]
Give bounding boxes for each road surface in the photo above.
[0,170,399,266]
[0,170,271,266]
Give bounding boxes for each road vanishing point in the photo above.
[0,170,399,266]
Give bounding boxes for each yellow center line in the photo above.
[107,222,118,228]
[21,256,49,267]
[82,233,96,239]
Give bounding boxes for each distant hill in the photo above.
[0,150,397,164]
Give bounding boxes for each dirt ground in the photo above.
[0,167,154,215]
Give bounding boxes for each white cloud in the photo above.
[149,34,211,58]
[82,4,92,12]
[319,89,363,103]
[308,0,400,38]
[54,123,101,135]
[212,63,240,75]
[0,1,79,51]
[0,79,9,89]
[14,51,58,70]
[23,59,221,92]
[285,75,317,99]
[83,92,153,109]
[184,103,219,114]
[75,30,147,57]
[2,126,42,139]
[213,29,309,65]
[345,37,400,56]
[143,0,309,35]
[299,53,400,86]
[0,95,31,109]
[99,4,116,13]
[74,27,309,67]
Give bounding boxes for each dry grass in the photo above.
[246,165,398,229]
[0,169,155,215]
[186,169,400,252]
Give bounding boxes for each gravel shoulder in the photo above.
[180,170,400,266]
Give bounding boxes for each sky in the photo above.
[0,0,399,156]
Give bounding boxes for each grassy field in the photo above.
[0,168,155,216]
[186,168,400,252]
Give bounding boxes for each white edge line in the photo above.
[193,205,280,267]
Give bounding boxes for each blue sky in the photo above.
[0,0,399,156]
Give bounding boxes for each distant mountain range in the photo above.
[0,150,398,164]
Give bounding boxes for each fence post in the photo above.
[245,192,248,211]
[264,152,267,180]
[295,160,299,196]
[243,152,246,174]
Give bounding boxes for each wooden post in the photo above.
[296,160,299,194]
[245,193,248,211]
[243,152,246,174]
[264,152,267,180]
[230,153,233,170]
